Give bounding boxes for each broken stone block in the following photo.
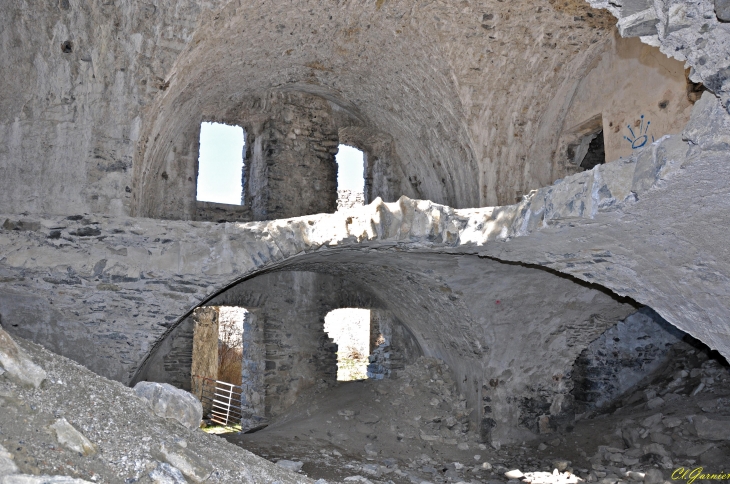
[0,444,19,477]
[646,397,664,410]
[1,476,95,484]
[49,418,97,456]
[716,0,730,22]
[0,326,46,389]
[133,382,203,430]
[692,416,730,440]
[682,92,730,152]
[617,8,659,37]
[149,462,187,484]
[275,460,303,472]
[153,443,212,483]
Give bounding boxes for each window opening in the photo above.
[324,308,373,381]
[196,122,245,205]
[577,130,605,171]
[335,145,365,210]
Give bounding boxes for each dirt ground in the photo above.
[227,343,730,484]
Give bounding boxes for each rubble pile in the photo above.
[0,326,309,484]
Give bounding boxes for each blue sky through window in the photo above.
[197,123,365,204]
[336,144,364,192]
[196,122,244,205]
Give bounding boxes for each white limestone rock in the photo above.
[683,92,730,152]
[1,477,95,484]
[0,326,46,389]
[133,382,203,430]
[642,469,663,484]
[0,445,19,477]
[49,418,97,456]
[618,8,659,37]
[154,443,212,483]
[149,462,188,484]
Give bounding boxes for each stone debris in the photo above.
[1,476,95,484]
[154,443,213,483]
[149,462,188,484]
[0,445,19,477]
[0,326,46,389]
[229,337,730,484]
[0,331,309,483]
[49,419,97,457]
[275,460,304,472]
[133,381,203,430]
[1,442,94,483]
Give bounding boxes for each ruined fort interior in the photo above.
[1,0,730,483]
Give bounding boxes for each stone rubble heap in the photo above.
[0,325,311,484]
[232,340,730,484]
[578,341,730,484]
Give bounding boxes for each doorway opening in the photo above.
[335,145,365,210]
[324,308,376,381]
[217,306,247,385]
[191,305,248,431]
[196,122,246,205]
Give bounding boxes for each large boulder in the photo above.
[0,326,46,389]
[133,382,203,430]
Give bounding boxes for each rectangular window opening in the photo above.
[197,121,246,205]
[336,144,365,211]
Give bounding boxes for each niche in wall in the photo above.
[566,115,606,171]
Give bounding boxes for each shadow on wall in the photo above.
[571,307,686,417]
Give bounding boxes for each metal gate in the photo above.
[192,376,243,426]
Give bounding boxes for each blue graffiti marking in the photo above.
[624,114,654,149]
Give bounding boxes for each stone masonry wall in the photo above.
[367,309,422,380]
[243,91,339,221]
[1,109,730,443]
[204,271,376,418]
[572,307,684,415]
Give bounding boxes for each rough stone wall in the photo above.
[244,92,339,220]
[190,307,218,402]
[204,271,380,418]
[2,113,730,442]
[0,0,231,217]
[194,201,252,223]
[338,127,406,205]
[3,0,710,215]
[572,307,684,414]
[137,313,195,391]
[240,308,266,428]
[367,309,422,380]
[130,0,623,213]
